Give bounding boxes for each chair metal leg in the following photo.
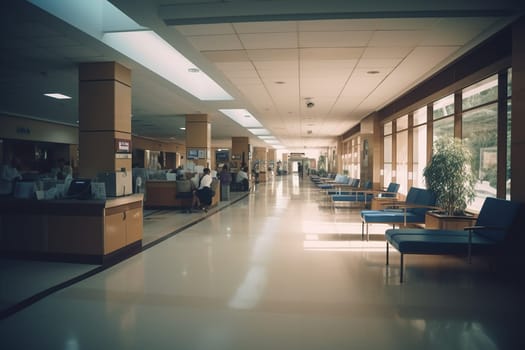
[386,241,389,265]
[400,253,404,283]
[361,221,364,241]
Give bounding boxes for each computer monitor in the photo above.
[187,149,199,159]
[13,181,36,199]
[66,178,92,199]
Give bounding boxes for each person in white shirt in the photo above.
[0,157,22,195]
[192,168,213,211]
[236,166,249,191]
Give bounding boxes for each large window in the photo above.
[462,75,498,211]
[380,68,511,209]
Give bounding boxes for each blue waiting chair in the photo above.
[330,180,373,209]
[360,187,437,241]
[385,197,521,282]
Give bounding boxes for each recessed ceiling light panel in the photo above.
[44,93,71,100]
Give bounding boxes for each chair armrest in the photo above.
[463,225,505,231]
[463,225,507,263]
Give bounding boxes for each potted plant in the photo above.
[423,137,476,216]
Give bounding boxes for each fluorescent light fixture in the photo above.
[179,127,186,130]
[258,136,276,140]
[44,93,72,100]
[104,31,233,101]
[219,109,262,128]
[30,0,233,101]
[264,139,280,144]
[248,128,270,136]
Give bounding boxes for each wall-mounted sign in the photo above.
[16,127,31,135]
[115,139,131,153]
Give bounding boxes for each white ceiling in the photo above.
[0,1,522,152]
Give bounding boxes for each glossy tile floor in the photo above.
[1,175,524,350]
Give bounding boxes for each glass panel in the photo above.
[383,122,392,135]
[432,116,454,143]
[433,94,454,119]
[507,68,512,97]
[396,130,408,195]
[383,164,392,189]
[462,75,498,110]
[383,135,392,188]
[412,124,427,188]
[396,115,408,131]
[384,135,392,163]
[353,139,360,178]
[413,106,427,126]
[462,103,498,211]
[507,99,511,200]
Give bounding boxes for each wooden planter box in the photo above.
[425,211,477,230]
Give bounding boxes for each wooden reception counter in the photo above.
[0,194,143,264]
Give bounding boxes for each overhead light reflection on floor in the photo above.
[303,239,386,252]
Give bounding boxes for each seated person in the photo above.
[192,168,213,212]
[175,166,185,180]
[0,157,22,195]
[236,166,249,191]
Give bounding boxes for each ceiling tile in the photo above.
[203,50,250,62]
[300,60,357,72]
[234,21,297,33]
[369,30,427,47]
[215,61,257,74]
[356,58,403,69]
[361,46,413,59]
[187,34,243,51]
[299,31,372,47]
[239,32,298,49]
[298,18,438,32]
[246,49,298,61]
[175,23,235,35]
[422,18,500,46]
[300,48,363,60]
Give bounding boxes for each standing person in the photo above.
[219,164,231,201]
[192,168,213,212]
[253,162,260,184]
[298,162,303,178]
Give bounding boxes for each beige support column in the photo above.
[78,62,132,178]
[512,16,525,201]
[231,137,250,173]
[185,114,211,168]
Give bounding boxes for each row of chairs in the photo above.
[356,186,523,283]
[312,176,523,283]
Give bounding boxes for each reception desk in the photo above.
[145,179,220,208]
[0,194,143,264]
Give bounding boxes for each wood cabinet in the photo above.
[0,194,143,263]
[145,180,220,208]
[371,197,399,210]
